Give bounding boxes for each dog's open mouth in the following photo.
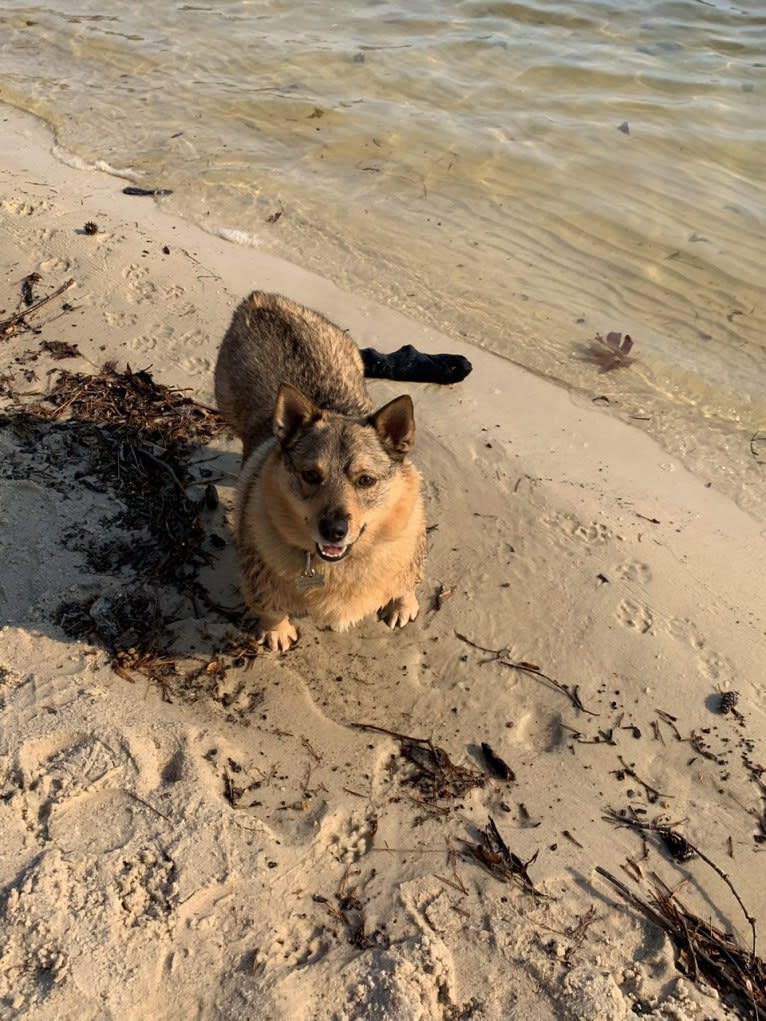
[316,542,352,563]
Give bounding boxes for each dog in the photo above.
[214,291,427,651]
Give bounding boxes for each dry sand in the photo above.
[1,105,765,1020]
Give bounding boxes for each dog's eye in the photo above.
[357,474,377,489]
[300,469,322,485]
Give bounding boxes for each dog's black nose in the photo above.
[319,511,349,543]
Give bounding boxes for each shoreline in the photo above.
[1,104,764,1020]
[4,104,763,532]
[6,94,766,526]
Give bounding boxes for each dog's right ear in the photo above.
[273,383,320,448]
[370,394,415,460]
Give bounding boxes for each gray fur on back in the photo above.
[214,291,372,454]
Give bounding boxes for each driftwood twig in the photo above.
[596,866,765,1016]
[604,809,758,960]
[455,631,598,716]
[1,278,75,334]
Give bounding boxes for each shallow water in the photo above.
[1,0,765,515]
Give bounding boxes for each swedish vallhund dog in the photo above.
[214,291,471,651]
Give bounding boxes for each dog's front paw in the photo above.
[379,592,419,630]
[258,617,299,652]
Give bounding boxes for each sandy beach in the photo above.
[1,105,765,1020]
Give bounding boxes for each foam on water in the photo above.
[216,228,261,247]
[50,144,138,181]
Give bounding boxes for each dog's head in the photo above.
[269,382,416,562]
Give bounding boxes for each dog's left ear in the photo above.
[370,394,415,460]
[273,382,321,448]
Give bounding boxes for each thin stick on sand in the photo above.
[454,631,599,716]
[0,278,75,334]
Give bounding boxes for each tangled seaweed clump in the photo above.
[38,363,224,444]
[0,363,248,694]
[16,364,227,586]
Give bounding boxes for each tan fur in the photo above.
[215,291,426,651]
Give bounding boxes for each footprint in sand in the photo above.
[18,731,132,793]
[117,848,178,927]
[103,309,139,328]
[543,511,614,548]
[574,520,613,544]
[14,731,138,846]
[37,254,73,276]
[665,619,737,687]
[613,559,652,585]
[401,878,465,937]
[697,649,736,685]
[0,852,73,1008]
[259,922,329,976]
[123,263,158,303]
[131,332,158,354]
[616,597,653,634]
[22,226,56,250]
[177,352,213,377]
[323,811,378,864]
[49,789,136,854]
[0,198,53,216]
[667,616,705,651]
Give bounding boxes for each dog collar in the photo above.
[296,550,326,591]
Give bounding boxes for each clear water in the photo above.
[1,0,765,515]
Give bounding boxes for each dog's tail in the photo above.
[360,344,472,385]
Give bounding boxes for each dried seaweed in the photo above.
[54,588,165,656]
[400,738,485,802]
[34,363,224,446]
[353,723,486,807]
[468,816,543,896]
[313,870,388,951]
[604,808,758,959]
[17,365,225,584]
[1,364,245,696]
[40,339,81,360]
[597,866,766,1017]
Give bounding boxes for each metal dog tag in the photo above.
[296,551,326,591]
[296,572,326,591]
